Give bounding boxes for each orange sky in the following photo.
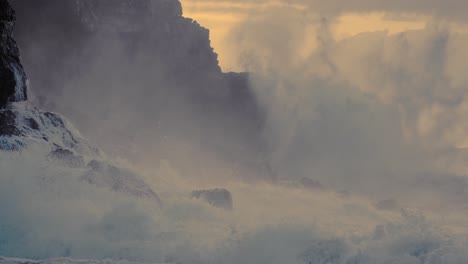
[180,0,427,71]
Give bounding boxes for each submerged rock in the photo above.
[192,188,233,210]
[0,0,27,107]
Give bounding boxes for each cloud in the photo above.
[182,0,468,21]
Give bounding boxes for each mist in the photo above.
[222,6,468,204]
[10,0,267,182]
[3,145,468,263]
[2,0,468,263]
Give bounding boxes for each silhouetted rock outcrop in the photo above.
[0,0,27,107]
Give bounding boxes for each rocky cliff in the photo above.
[0,0,160,203]
[10,0,224,103]
[0,0,27,107]
[10,0,266,180]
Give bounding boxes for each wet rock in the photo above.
[25,117,39,130]
[0,106,100,154]
[11,0,265,178]
[0,0,27,107]
[76,0,183,32]
[192,188,233,210]
[0,109,19,136]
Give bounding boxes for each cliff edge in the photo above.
[0,0,27,107]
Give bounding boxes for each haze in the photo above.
[2,0,468,263]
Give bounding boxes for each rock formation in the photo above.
[0,0,27,107]
[11,0,261,153]
[0,0,160,203]
[10,0,267,180]
[76,0,183,32]
[10,0,223,103]
[0,103,161,204]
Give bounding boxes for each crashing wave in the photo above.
[0,104,160,203]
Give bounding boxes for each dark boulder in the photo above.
[0,0,27,107]
[192,188,233,210]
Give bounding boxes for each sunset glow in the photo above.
[181,0,430,71]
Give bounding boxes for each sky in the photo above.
[180,0,433,71]
[181,0,468,73]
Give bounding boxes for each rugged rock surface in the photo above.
[10,0,223,103]
[76,0,183,32]
[192,188,233,210]
[10,0,266,180]
[0,0,27,107]
[0,0,160,203]
[0,106,98,152]
[0,105,160,203]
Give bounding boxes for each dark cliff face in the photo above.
[10,0,223,104]
[9,0,267,180]
[76,0,183,32]
[0,0,27,107]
